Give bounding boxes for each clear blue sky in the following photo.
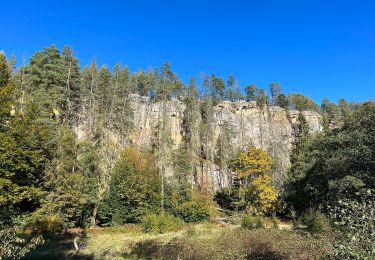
[1,0,374,102]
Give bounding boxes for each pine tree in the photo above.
[245,84,257,102]
[0,52,14,126]
[172,144,192,199]
[256,89,269,108]
[182,78,201,188]
[111,64,133,138]
[95,65,112,128]
[80,59,99,133]
[25,45,67,120]
[199,96,215,192]
[61,46,81,124]
[214,122,232,188]
[39,125,85,227]
[78,141,100,227]
[226,75,236,102]
[290,112,310,164]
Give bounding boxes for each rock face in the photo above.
[76,95,322,190]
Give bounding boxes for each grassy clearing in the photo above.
[24,221,334,259]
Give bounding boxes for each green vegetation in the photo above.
[142,212,184,234]
[301,210,331,233]
[98,147,162,225]
[24,224,335,259]
[215,146,278,214]
[328,190,375,258]
[0,46,374,258]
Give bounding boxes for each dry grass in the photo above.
[25,222,333,259]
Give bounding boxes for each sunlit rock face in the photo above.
[76,96,322,190]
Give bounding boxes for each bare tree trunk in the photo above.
[90,204,98,228]
[161,166,165,211]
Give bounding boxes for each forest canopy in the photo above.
[0,46,374,258]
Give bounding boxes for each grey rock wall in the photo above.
[76,95,322,190]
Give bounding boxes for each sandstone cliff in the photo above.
[76,95,322,191]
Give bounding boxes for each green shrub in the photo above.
[25,211,66,238]
[271,213,280,229]
[0,224,44,259]
[241,214,255,230]
[142,212,184,234]
[288,207,300,229]
[255,215,265,229]
[241,214,265,230]
[102,148,162,225]
[96,195,112,226]
[173,192,215,222]
[328,190,375,259]
[302,210,330,233]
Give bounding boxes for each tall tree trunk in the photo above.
[90,203,98,228]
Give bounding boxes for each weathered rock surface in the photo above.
[76,95,322,190]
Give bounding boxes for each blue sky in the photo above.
[1,0,374,102]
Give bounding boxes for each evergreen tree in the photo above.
[61,46,81,124]
[226,75,236,102]
[290,112,310,164]
[214,122,232,188]
[199,96,215,192]
[0,51,12,89]
[111,64,133,137]
[156,62,175,100]
[96,65,112,128]
[172,144,192,199]
[275,93,289,109]
[78,141,100,227]
[0,52,14,126]
[289,93,319,111]
[213,75,225,102]
[245,84,257,102]
[256,89,269,108]
[182,78,201,187]
[0,53,56,222]
[338,98,351,119]
[80,60,99,134]
[37,125,85,227]
[25,45,67,120]
[98,147,161,224]
[287,102,375,212]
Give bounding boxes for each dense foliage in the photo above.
[216,147,278,215]
[98,147,161,225]
[328,190,375,258]
[0,45,373,258]
[287,102,375,212]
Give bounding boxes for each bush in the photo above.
[271,213,280,229]
[255,216,265,229]
[241,213,265,230]
[99,148,162,225]
[142,213,184,234]
[241,214,255,230]
[302,210,330,233]
[173,192,215,222]
[0,224,44,259]
[25,211,66,238]
[328,190,375,259]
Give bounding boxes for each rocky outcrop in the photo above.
[76,95,322,190]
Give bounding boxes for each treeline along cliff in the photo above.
[2,45,332,195]
[76,95,322,191]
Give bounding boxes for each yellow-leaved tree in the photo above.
[230,147,278,214]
